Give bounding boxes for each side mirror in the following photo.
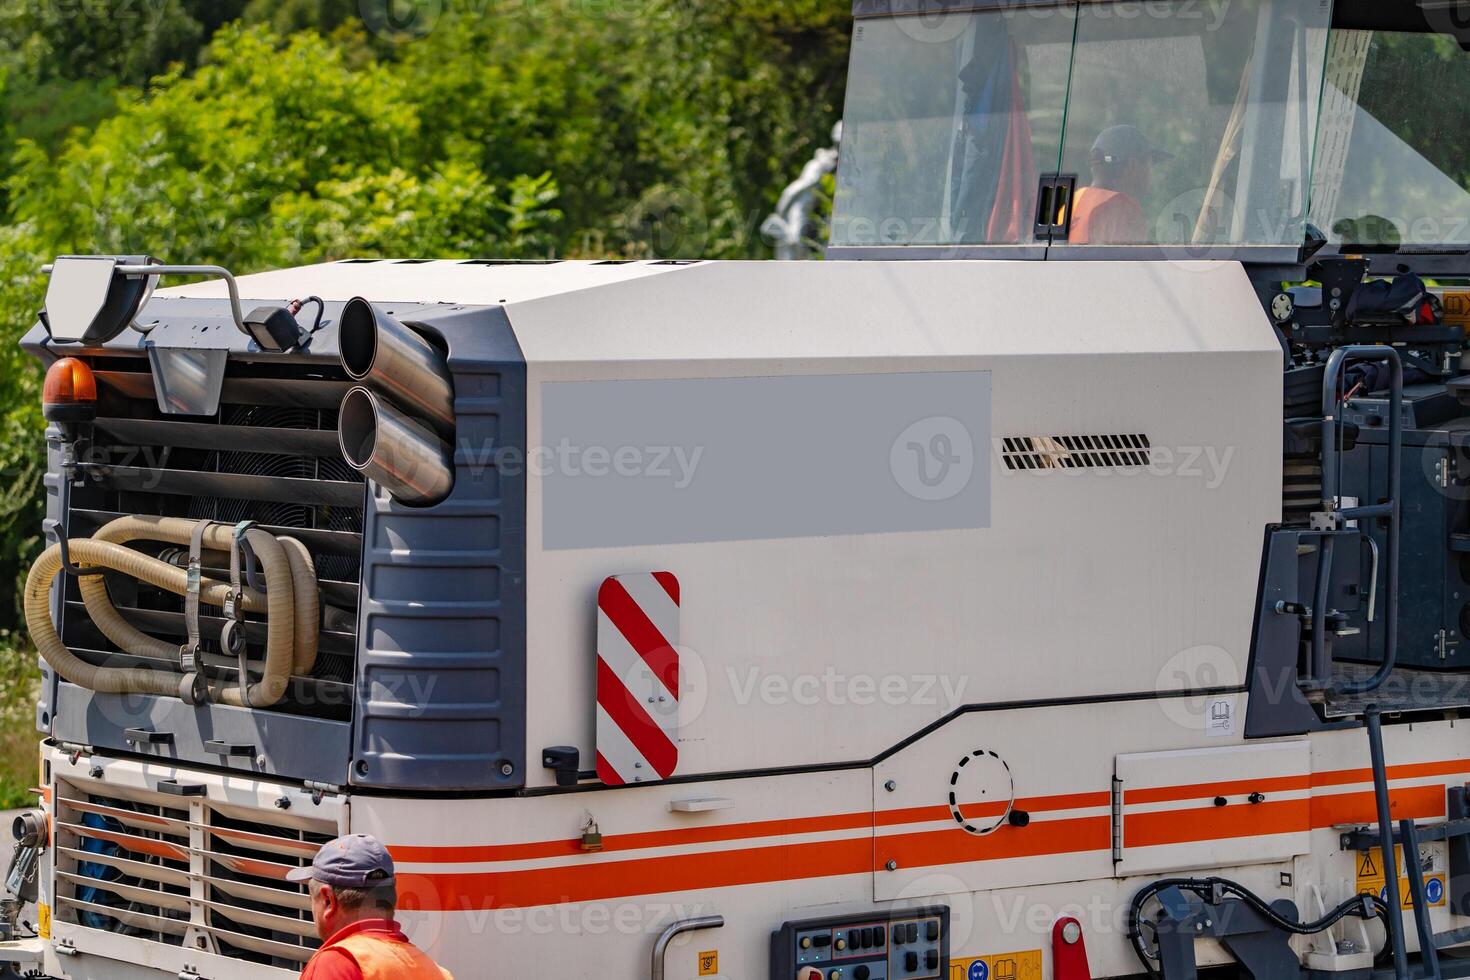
[41,255,157,346]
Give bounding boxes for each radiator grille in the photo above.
[999,434,1152,471]
[53,776,335,968]
[61,354,364,716]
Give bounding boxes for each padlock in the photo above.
[580,817,604,852]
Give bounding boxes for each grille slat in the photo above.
[93,370,352,410]
[57,846,191,887]
[97,418,343,457]
[84,465,364,508]
[68,602,359,657]
[69,508,364,557]
[67,898,189,938]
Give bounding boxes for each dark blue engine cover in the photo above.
[351,304,528,791]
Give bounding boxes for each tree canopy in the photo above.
[0,1,851,631]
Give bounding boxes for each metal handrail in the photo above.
[651,914,724,980]
[1305,345,1402,699]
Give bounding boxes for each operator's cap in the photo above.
[1089,124,1173,166]
[286,834,395,889]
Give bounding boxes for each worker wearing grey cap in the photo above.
[289,834,453,979]
[1069,124,1173,245]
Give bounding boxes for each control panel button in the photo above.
[875,928,885,949]
[835,938,847,951]
[855,967,870,980]
[813,934,832,948]
[801,937,812,950]
[926,949,939,970]
[892,925,904,945]
[906,923,919,944]
[926,920,940,942]
[904,951,919,972]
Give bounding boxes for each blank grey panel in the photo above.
[541,371,991,550]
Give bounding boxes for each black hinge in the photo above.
[123,728,174,746]
[1034,173,1078,242]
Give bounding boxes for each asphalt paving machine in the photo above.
[13,2,1470,980]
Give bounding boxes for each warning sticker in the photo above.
[951,949,1043,980]
[1355,845,1446,909]
[36,902,49,940]
[698,950,719,976]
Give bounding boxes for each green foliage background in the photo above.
[0,0,850,804]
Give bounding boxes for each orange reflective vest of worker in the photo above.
[1068,187,1148,245]
[301,920,454,980]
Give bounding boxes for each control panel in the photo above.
[770,905,949,980]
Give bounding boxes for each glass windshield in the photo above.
[1311,30,1470,247]
[832,10,1075,247]
[1056,0,1329,248]
[832,0,1332,250]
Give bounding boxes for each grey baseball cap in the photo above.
[1089,124,1173,166]
[287,834,396,888]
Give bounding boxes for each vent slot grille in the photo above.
[1000,434,1152,471]
[53,777,335,969]
[62,356,365,713]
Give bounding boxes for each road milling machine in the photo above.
[13,1,1470,979]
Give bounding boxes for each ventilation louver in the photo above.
[999,434,1152,471]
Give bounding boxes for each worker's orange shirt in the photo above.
[1069,187,1148,244]
[301,919,454,980]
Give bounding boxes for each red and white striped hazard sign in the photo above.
[596,572,680,785]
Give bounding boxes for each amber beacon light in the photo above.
[42,357,98,426]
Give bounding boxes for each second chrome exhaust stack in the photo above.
[339,387,454,507]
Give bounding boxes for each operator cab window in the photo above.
[832,0,1332,253]
[1311,24,1470,248]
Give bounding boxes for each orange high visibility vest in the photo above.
[333,931,454,980]
[1068,187,1147,244]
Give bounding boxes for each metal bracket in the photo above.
[1150,887,1303,980]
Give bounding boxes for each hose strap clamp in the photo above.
[182,520,213,676]
[228,522,258,701]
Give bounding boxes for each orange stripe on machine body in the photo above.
[1309,785,1445,828]
[1311,760,1470,788]
[1125,799,1309,847]
[397,836,873,911]
[877,815,1110,872]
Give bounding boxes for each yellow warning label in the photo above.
[698,950,719,976]
[1355,845,1446,908]
[1439,290,1470,327]
[36,902,50,940]
[951,949,1043,980]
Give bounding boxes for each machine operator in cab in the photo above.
[290,834,454,980]
[1069,124,1172,244]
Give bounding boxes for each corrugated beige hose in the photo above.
[88,516,319,679]
[25,516,316,708]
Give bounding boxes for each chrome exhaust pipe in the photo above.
[339,297,455,436]
[339,387,454,507]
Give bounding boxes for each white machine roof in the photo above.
[157,258,692,306]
